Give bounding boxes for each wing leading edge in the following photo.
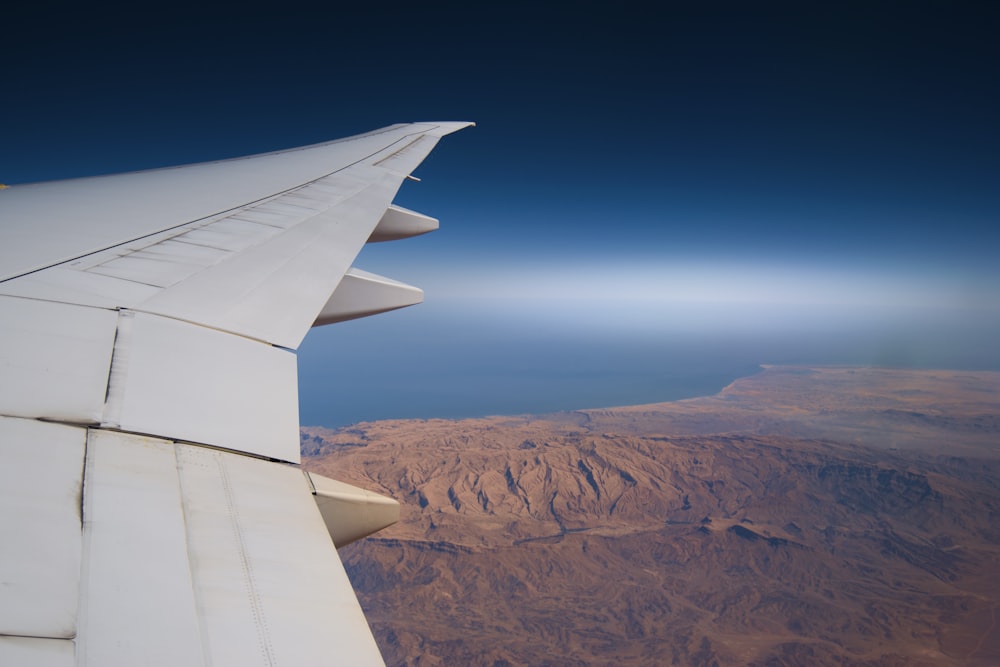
[0,122,472,666]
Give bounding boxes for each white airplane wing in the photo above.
[0,122,472,666]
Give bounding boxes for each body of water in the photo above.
[297,302,1000,427]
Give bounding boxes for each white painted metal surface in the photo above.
[77,431,389,666]
[0,296,117,423]
[308,472,401,547]
[369,204,439,242]
[0,265,160,309]
[0,122,471,350]
[314,267,423,326]
[0,636,74,667]
[103,311,300,462]
[137,176,397,348]
[78,430,206,666]
[178,446,385,666]
[0,122,473,666]
[0,123,471,283]
[0,417,85,638]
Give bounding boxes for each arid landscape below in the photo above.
[302,366,1000,666]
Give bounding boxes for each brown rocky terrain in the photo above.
[302,366,1000,666]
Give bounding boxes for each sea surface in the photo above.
[298,302,1000,427]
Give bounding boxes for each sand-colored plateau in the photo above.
[302,366,1000,666]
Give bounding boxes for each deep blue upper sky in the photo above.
[3,3,998,425]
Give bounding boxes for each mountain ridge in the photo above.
[303,366,1000,666]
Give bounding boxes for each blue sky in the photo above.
[3,3,998,425]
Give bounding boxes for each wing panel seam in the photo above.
[214,454,277,666]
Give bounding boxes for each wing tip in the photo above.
[416,121,475,137]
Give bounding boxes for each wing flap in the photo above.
[0,297,117,424]
[78,431,388,666]
[102,311,299,462]
[0,418,86,640]
[78,431,206,666]
[177,445,385,666]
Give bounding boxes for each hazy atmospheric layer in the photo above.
[299,251,999,425]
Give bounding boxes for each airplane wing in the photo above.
[0,122,472,666]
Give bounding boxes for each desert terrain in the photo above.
[302,366,1000,666]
